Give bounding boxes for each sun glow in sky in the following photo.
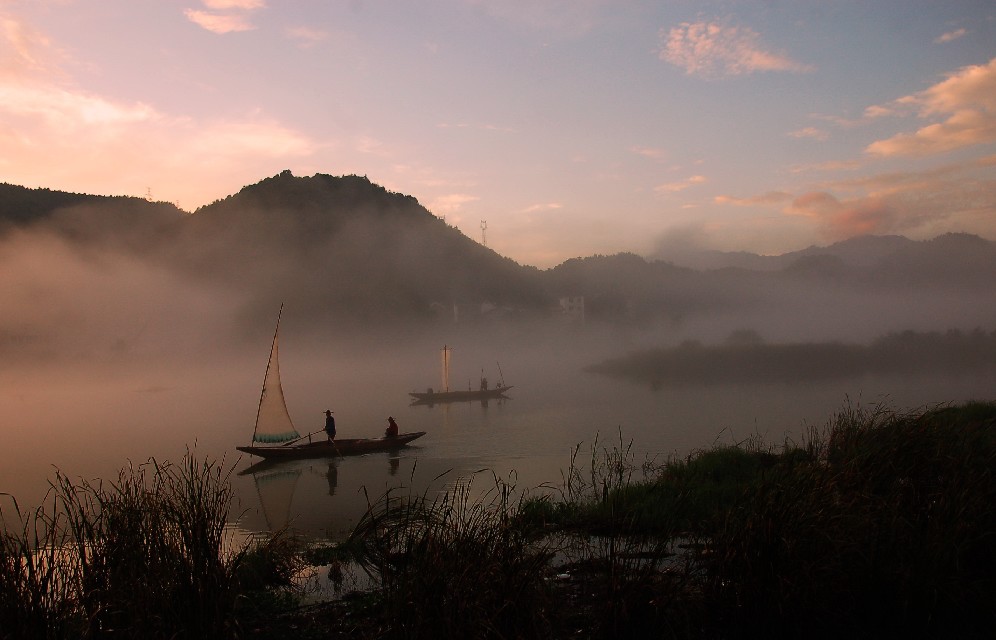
[2,0,995,267]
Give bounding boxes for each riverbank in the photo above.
[4,401,994,638]
[241,401,996,639]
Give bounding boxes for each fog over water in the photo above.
[2,221,995,539]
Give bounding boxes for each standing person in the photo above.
[385,416,399,437]
[324,409,336,441]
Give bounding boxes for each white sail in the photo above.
[441,345,451,392]
[252,307,300,444]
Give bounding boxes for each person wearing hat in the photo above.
[324,409,336,441]
[385,416,399,438]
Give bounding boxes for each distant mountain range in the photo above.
[648,231,996,278]
[3,172,995,337]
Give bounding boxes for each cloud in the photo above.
[0,83,158,130]
[522,202,563,213]
[0,50,315,208]
[187,119,314,157]
[428,193,480,216]
[631,146,668,161]
[935,28,967,44]
[783,153,996,242]
[789,159,863,174]
[659,20,814,77]
[184,1,265,34]
[183,9,255,33]
[866,57,996,157]
[862,105,896,119]
[715,191,793,206]
[788,192,897,240]
[788,127,829,141]
[437,122,515,133]
[203,0,265,8]
[0,15,63,81]
[655,175,706,193]
[285,26,329,47]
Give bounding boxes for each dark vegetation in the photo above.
[0,454,303,640]
[4,402,994,638]
[587,327,996,386]
[0,182,182,248]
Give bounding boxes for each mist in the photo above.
[2,177,995,534]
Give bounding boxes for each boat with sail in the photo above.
[237,305,425,460]
[409,345,513,405]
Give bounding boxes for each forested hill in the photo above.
[159,171,548,325]
[2,172,994,338]
[0,182,183,247]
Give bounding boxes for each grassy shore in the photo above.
[3,401,995,638]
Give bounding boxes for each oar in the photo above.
[280,430,322,446]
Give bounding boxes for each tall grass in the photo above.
[343,471,556,639]
[515,404,996,637]
[0,453,300,640]
[0,496,82,640]
[517,431,707,639]
[706,402,996,637]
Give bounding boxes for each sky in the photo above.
[1,1,995,268]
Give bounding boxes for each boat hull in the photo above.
[237,432,426,459]
[409,385,513,404]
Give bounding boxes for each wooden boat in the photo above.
[409,345,512,405]
[237,432,425,460]
[237,305,426,460]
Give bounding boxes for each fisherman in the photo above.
[385,416,399,438]
[324,409,336,441]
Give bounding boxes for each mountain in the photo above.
[156,171,548,326]
[0,182,183,249]
[2,173,994,340]
[649,235,918,271]
[651,232,996,285]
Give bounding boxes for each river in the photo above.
[3,326,994,541]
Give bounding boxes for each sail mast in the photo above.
[252,304,283,443]
[251,304,300,444]
[441,345,451,392]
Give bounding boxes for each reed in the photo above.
[515,432,706,638]
[706,401,996,637]
[0,496,83,640]
[343,471,556,639]
[0,452,300,640]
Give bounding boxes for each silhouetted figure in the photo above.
[324,409,336,441]
[385,416,399,437]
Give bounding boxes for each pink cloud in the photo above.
[0,16,64,81]
[866,57,996,157]
[522,202,563,213]
[789,191,897,240]
[429,193,480,216]
[655,175,706,193]
[631,146,668,161]
[788,127,829,141]
[183,9,255,34]
[934,28,967,44]
[659,20,814,77]
[207,1,264,8]
[715,191,792,206]
[285,26,328,47]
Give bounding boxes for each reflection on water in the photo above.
[326,460,338,495]
[4,341,995,543]
[229,366,996,542]
[249,464,302,531]
[232,450,436,541]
